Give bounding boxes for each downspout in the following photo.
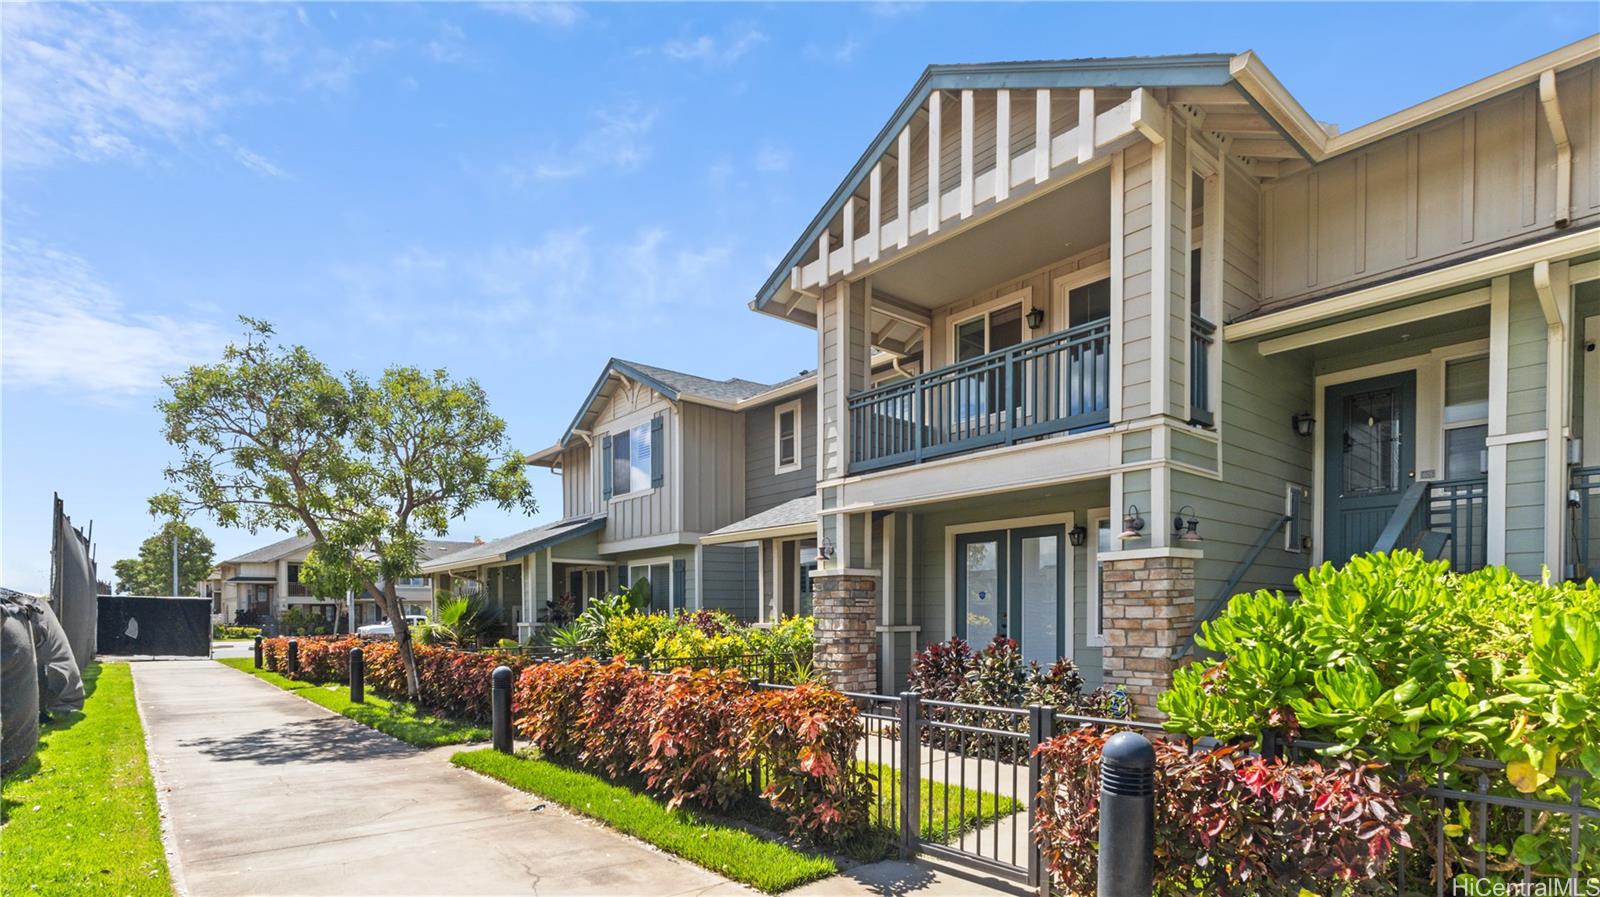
[1533,259,1571,574]
[1538,70,1571,229]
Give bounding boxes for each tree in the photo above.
[112,520,216,595]
[152,319,534,696]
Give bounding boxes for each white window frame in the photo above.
[773,399,803,474]
[1051,261,1114,329]
[626,555,676,612]
[947,286,1034,366]
[1085,508,1110,647]
[608,416,658,503]
[1441,353,1490,480]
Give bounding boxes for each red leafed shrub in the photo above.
[513,657,599,759]
[629,668,749,811]
[578,659,652,778]
[1034,728,1413,896]
[258,635,523,724]
[740,684,872,844]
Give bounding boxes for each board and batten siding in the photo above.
[1257,65,1600,315]
[679,402,746,536]
[700,543,760,621]
[594,384,678,543]
[560,442,597,519]
[744,391,818,517]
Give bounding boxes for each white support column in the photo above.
[995,89,1010,202]
[1486,275,1510,565]
[896,127,910,249]
[960,89,975,219]
[1035,89,1051,183]
[842,197,856,275]
[818,231,830,280]
[868,161,883,262]
[1149,129,1172,417]
[1079,89,1096,164]
[927,91,942,235]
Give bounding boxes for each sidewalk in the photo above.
[133,659,1026,897]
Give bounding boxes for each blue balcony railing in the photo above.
[847,319,1111,474]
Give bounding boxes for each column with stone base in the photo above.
[809,570,880,694]
[1099,552,1197,716]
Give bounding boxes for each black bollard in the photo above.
[253,635,263,669]
[349,646,365,703]
[1098,730,1155,897]
[286,638,300,677]
[491,665,513,754]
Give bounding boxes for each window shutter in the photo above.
[650,415,665,488]
[601,433,613,501]
[672,559,687,612]
[616,565,628,597]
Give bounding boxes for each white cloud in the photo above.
[499,102,658,186]
[481,2,583,28]
[754,143,791,173]
[213,135,291,180]
[0,240,227,398]
[658,27,766,66]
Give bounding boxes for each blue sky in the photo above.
[2,2,1594,592]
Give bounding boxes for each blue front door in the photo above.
[1323,372,1417,565]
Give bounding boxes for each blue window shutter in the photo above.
[651,415,664,488]
[601,433,613,501]
[672,559,687,612]
[616,565,628,597]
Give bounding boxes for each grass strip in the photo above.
[1,662,172,897]
[452,749,839,893]
[217,657,488,747]
[861,761,1022,843]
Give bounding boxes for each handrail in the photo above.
[1370,479,1431,553]
[1172,513,1291,662]
[847,318,1109,407]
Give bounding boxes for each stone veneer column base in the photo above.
[809,570,880,694]
[1100,554,1196,717]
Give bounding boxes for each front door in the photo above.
[1324,372,1417,564]
[956,532,1006,647]
[1010,524,1066,665]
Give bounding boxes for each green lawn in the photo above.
[217,657,488,747]
[861,761,1022,843]
[1,662,172,896]
[452,749,840,893]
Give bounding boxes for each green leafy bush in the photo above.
[212,625,261,640]
[1158,551,1600,881]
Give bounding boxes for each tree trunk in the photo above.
[368,581,422,699]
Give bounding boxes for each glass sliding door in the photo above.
[1011,525,1065,666]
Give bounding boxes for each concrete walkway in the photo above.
[133,659,1026,897]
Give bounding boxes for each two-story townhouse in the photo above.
[212,535,469,630]
[748,38,1600,706]
[422,358,824,642]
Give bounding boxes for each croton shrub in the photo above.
[259,635,527,723]
[1034,727,1413,896]
[512,657,871,844]
[1157,551,1600,880]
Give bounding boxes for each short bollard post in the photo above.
[253,635,263,669]
[349,646,365,703]
[491,665,513,754]
[286,639,300,677]
[1098,731,1155,897]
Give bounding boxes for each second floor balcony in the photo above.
[847,319,1111,473]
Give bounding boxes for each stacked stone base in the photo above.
[1100,555,1196,716]
[810,571,879,694]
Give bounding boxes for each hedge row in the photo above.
[515,658,872,844]
[259,636,527,723]
[1035,727,1413,896]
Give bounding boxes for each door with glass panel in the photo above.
[1009,524,1066,665]
[955,532,1006,648]
[1323,372,1416,565]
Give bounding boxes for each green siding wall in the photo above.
[1505,441,1546,577]
[1506,272,1548,435]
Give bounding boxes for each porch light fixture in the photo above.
[1119,505,1146,541]
[1025,306,1045,329]
[1291,412,1315,438]
[1068,524,1088,548]
[1173,505,1202,542]
[816,538,835,561]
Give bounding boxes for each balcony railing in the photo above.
[847,320,1110,473]
[1372,476,1488,572]
[1189,316,1215,426]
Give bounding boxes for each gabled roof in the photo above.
[421,516,606,572]
[552,357,815,449]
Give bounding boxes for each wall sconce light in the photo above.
[816,538,835,561]
[1025,307,1045,329]
[1068,524,1088,547]
[1173,505,1202,542]
[1291,412,1316,438]
[1119,505,1146,541]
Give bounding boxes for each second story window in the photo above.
[774,399,802,473]
[604,415,663,500]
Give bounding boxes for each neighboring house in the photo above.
[212,535,470,629]
[427,358,823,643]
[745,39,1600,704]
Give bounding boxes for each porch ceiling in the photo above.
[1297,305,1488,362]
